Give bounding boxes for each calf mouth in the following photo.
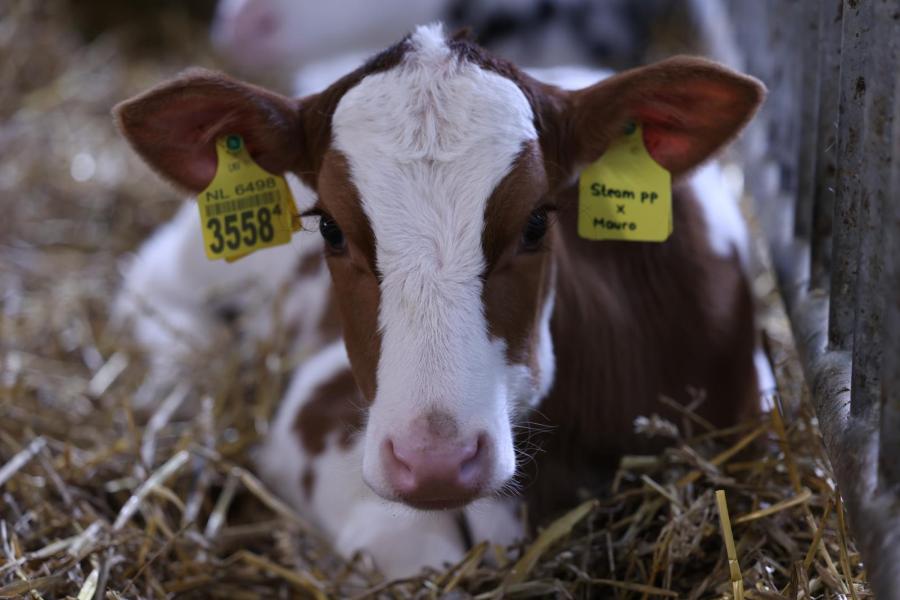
[400,496,479,511]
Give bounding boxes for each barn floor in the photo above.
[0,1,871,597]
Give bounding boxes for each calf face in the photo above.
[116,25,763,510]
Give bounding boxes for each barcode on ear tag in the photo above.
[197,134,301,262]
[577,123,673,242]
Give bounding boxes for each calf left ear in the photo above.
[564,56,765,179]
[114,68,306,192]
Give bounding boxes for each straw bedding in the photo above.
[0,1,870,597]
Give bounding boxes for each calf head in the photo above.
[116,25,763,510]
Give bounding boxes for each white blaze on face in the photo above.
[331,25,539,496]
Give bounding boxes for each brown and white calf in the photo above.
[115,25,769,576]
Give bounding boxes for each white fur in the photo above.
[682,163,775,411]
[114,175,327,409]
[533,275,557,408]
[292,51,373,95]
[464,497,524,549]
[687,161,751,269]
[754,347,777,412]
[334,498,465,577]
[259,340,526,578]
[331,24,539,498]
[524,65,612,90]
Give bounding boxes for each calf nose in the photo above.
[382,429,490,510]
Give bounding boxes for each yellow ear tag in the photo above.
[577,123,673,242]
[197,134,302,262]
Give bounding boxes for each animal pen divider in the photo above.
[726,0,900,595]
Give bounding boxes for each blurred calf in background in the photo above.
[210,0,740,93]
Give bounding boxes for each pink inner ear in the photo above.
[192,154,217,189]
[644,125,692,170]
[631,79,753,175]
[637,107,694,171]
[165,103,244,190]
[639,110,691,167]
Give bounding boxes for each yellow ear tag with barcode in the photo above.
[197,134,302,262]
[577,122,672,242]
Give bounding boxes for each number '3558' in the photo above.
[207,208,275,253]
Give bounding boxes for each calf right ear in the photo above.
[114,68,310,192]
[558,57,765,180]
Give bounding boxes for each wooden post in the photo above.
[793,0,822,242]
[851,0,897,417]
[828,0,867,352]
[724,0,900,594]
[810,0,843,292]
[879,24,900,495]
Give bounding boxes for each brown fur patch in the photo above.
[295,366,366,456]
[482,144,554,367]
[295,251,323,278]
[316,151,382,401]
[301,467,316,500]
[316,289,343,341]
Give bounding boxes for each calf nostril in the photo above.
[385,439,412,472]
[459,434,487,483]
[382,439,417,494]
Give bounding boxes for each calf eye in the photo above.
[521,208,549,251]
[319,215,346,251]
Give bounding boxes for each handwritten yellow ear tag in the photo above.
[197,134,302,262]
[578,123,672,242]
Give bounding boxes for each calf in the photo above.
[115,25,767,576]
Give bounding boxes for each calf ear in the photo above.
[114,68,306,192]
[565,57,765,178]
